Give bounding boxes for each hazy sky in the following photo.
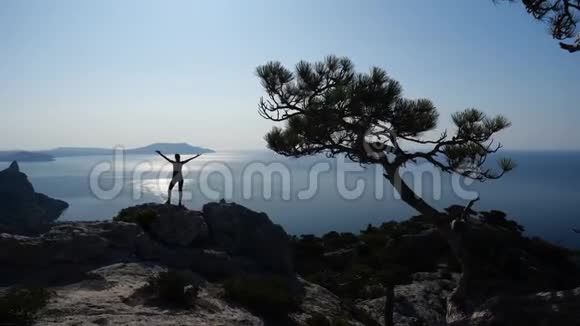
[1,0,579,151]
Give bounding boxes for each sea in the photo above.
[1,150,579,248]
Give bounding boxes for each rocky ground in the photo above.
[356,272,458,326]
[36,262,264,326]
[34,262,353,326]
[0,202,368,325]
[1,196,580,325]
[292,208,580,326]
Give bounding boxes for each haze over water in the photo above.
[2,150,578,249]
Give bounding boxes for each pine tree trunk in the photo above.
[383,164,440,217]
[383,164,472,322]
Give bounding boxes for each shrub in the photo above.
[479,210,525,234]
[0,287,51,325]
[306,313,331,326]
[114,208,157,229]
[145,270,198,307]
[223,274,300,317]
[332,318,351,326]
[322,232,359,251]
[306,313,351,326]
[359,232,390,251]
[293,235,325,258]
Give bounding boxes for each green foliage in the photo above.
[223,274,300,317]
[257,56,439,162]
[0,287,51,325]
[494,0,579,52]
[114,208,157,229]
[321,231,359,251]
[306,313,352,326]
[257,55,513,186]
[293,205,580,311]
[306,313,332,326]
[479,210,524,234]
[291,212,482,300]
[145,270,197,307]
[440,109,515,180]
[332,318,352,326]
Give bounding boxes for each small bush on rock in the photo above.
[0,287,51,325]
[114,208,157,229]
[224,274,300,317]
[479,210,524,234]
[145,270,199,307]
[306,313,351,326]
[306,313,331,326]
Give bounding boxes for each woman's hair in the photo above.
[174,154,181,161]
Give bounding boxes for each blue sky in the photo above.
[1,0,579,151]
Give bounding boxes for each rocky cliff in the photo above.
[1,195,580,325]
[0,202,293,283]
[0,161,68,235]
[292,209,580,326]
[0,202,366,325]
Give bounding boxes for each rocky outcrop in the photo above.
[203,201,293,274]
[293,208,580,326]
[117,202,293,275]
[0,221,142,284]
[291,277,366,326]
[135,236,261,278]
[3,199,580,325]
[0,161,68,235]
[36,262,265,326]
[116,203,209,246]
[444,212,580,325]
[356,272,459,326]
[0,202,293,283]
[450,286,580,326]
[32,262,368,326]
[351,270,580,326]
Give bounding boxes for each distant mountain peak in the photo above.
[129,143,214,154]
[1,143,214,161]
[0,152,55,163]
[8,161,19,171]
[0,162,69,235]
[35,143,214,158]
[145,142,191,147]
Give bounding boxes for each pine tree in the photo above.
[495,0,580,53]
[256,56,516,321]
[257,55,514,218]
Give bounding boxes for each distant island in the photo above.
[0,143,214,162]
[0,151,55,162]
[123,143,214,155]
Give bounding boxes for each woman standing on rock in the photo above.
[155,150,201,206]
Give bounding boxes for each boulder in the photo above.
[0,161,68,235]
[202,201,293,274]
[0,221,141,284]
[356,272,458,326]
[444,215,580,324]
[290,277,366,326]
[0,221,141,265]
[0,201,295,283]
[454,286,580,326]
[135,233,260,278]
[115,203,209,246]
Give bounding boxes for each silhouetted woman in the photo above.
[155,150,201,206]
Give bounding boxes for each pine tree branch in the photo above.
[560,41,580,52]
